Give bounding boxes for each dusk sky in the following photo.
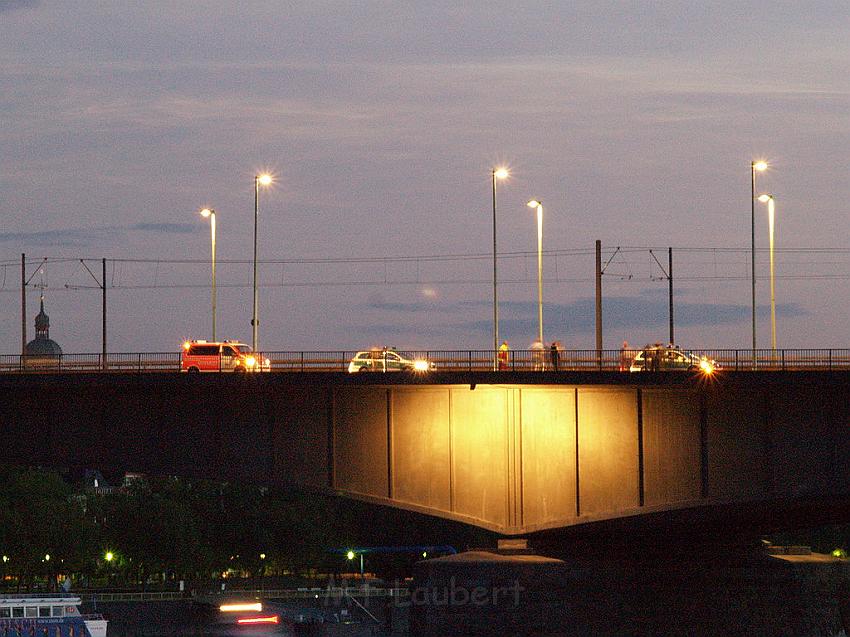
[1,1,848,354]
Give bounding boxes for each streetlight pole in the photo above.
[200,209,217,341]
[252,174,272,352]
[758,194,777,351]
[750,160,767,354]
[491,167,508,369]
[527,200,544,344]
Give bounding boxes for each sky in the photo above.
[1,0,848,354]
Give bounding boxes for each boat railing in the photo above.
[0,594,82,602]
[79,591,187,602]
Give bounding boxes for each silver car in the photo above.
[629,346,717,374]
[348,349,433,373]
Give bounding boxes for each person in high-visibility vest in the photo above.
[498,341,510,370]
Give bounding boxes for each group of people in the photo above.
[494,339,672,372]
[497,339,564,371]
[620,340,679,371]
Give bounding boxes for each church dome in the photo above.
[25,336,63,357]
[24,295,63,358]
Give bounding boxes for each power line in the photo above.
[6,245,850,268]
[2,245,848,292]
[0,273,845,294]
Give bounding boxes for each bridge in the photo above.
[3,347,850,373]
[2,368,848,535]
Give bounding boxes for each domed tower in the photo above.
[24,295,63,358]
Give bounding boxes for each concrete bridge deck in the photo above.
[2,370,848,535]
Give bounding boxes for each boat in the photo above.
[0,594,107,637]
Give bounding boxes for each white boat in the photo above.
[0,594,107,637]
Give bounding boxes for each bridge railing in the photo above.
[679,349,850,371]
[1,349,849,373]
[0,352,180,373]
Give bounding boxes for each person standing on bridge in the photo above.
[619,340,631,371]
[550,341,560,371]
[498,340,510,370]
[531,339,545,371]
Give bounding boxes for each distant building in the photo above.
[24,294,63,358]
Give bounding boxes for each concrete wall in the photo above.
[641,388,702,507]
[1,371,848,534]
[519,388,576,528]
[576,388,639,518]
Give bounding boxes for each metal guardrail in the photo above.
[212,587,408,600]
[1,349,849,374]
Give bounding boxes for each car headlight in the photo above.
[413,360,430,372]
[699,358,714,374]
[245,356,257,367]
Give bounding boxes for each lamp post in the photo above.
[758,194,777,351]
[200,208,217,341]
[526,199,544,344]
[253,174,273,352]
[491,167,509,369]
[750,160,768,354]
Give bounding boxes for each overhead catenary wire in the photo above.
[2,245,849,292]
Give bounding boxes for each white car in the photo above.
[629,346,717,374]
[348,349,433,373]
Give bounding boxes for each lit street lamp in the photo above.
[758,194,777,351]
[492,167,509,368]
[253,174,273,353]
[200,208,217,341]
[750,160,768,353]
[526,199,544,345]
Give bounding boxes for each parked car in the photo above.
[348,349,433,373]
[629,345,717,374]
[181,340,270,373]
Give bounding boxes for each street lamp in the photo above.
[491,167,509,368]
[200,208,217,341]
[253,174,273,353]
[758,194,777,351]
[750,160,768,353]
[526,199,544,345]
